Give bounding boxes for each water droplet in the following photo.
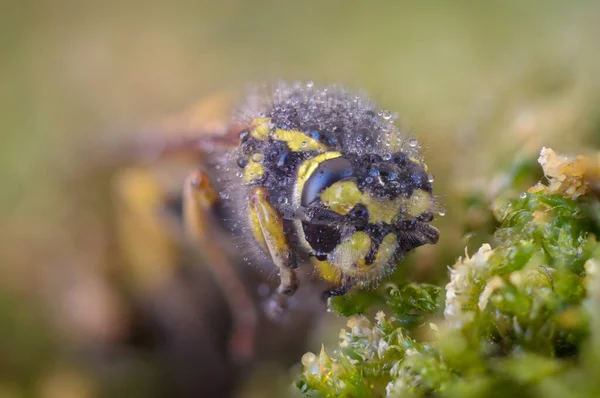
[519,192,527,199]
[237,157,248,168]
[381,110,392,120]
[301,141,308,148]
[220,192,230,200]
[428,173,435,183]
[382,153,392,161]
[408,139,419,148]
[235,171,243,178]
[365,176,374,183]
[438,209,446,217]
[239,130,250,143]
[306,81,314,88]
[252,153,264,162]
[278,196,288,204]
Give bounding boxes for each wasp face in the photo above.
[298,151,439,282]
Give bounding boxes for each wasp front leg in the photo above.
[322,276,355,299]
[183,170,257,362]
[248,187,298,319]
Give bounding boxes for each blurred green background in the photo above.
[1,1,599,397]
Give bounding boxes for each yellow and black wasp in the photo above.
[111,82,439,393]
[217,83,438,307]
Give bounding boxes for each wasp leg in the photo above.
[183,170,258,362]
[322,276,354,300]
[248,187,298,319]
[114,166,240,395]
[114,166,181,293]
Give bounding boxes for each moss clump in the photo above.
[297,148,600,398]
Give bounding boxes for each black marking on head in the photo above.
[348,151,432,199]
[348,204,369,229]
[302,222,341,259]
[363,224,388,266]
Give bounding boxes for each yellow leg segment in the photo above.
[183,170,257,362]
[114,166,180,294]
[248,187,298,318]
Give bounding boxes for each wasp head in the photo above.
[300,150,439,281]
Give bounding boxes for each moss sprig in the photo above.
[297,148,599,398]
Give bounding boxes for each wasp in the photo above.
[112,82,439,373]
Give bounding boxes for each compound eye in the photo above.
[301,157,354,207]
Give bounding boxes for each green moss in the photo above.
[297,149,600,397]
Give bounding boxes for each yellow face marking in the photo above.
[405,189,432,217]
[273,129,327,152]
[312,233,399,282]
[320,180,404,224]
[248,118,327,153]
[319,180,362,214]
[243,159,264,182]
[365,196,404,224]
[312,258,342,284]
[373,233,398,269]
[249,117,271,140]
[330,231,371,276]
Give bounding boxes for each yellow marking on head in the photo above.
[273,129,327,152]
[373,233,398,269]
[320,180,362,214]
[243,159,264,182]
[330,231,371,276]
[312,258,342,284]
[320,180,403,224]
[365,196,403,224]
[313,233,399,282]
[405,189,432,217]
[249,117,271,140]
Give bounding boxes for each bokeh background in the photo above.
[2,1,599,397]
